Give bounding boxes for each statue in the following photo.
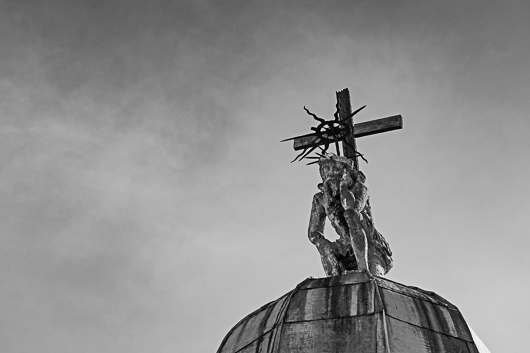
[219,90,493,353]
[281,88,402,277]
[308,153,392,277]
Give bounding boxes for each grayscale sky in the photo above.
[1,1,529,352]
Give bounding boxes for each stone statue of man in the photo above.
[308,153,393,277]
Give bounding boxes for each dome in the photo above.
[217,272,490,353]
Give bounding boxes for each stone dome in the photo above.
[217,272,490,353]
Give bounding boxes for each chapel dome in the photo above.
[217,272,490,353]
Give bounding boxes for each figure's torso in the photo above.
[315,191,393,275]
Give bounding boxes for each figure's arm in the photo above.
[309,194,340,276]
[340,169,371,274]
[308,193,327,247]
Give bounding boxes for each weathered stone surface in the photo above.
[309,153,392,277]
[284,88,400,278]
[216,273,490,353]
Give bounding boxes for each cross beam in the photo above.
[292,115,403,150]
[292,88,403,169]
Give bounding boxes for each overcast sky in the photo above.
[1,1,529,352]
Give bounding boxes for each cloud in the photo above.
[1,1,529,352]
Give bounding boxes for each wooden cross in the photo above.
[292,88,403,169]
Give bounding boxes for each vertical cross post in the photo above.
[336,88,359,170]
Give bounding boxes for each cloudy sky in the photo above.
[1,1,529,352]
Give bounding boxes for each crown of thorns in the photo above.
[318,152,354,166]
[281,104,368,165]
[317,153,366,184]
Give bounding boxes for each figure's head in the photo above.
[318,153,358,196]
[318,153,355,181]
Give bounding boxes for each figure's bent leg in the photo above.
[315,238,341,276]
[343,209,370,273]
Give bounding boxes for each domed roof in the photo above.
[217,272,490,353]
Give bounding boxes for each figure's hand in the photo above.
[340,170,357,210]
[340,169,353,188]
[321,250,340,277]
[316,239,340,276]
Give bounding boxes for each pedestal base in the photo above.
[217,272,490,353]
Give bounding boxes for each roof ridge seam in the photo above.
[384,313,474,343]
[378,286,454,309]
[283,310,384,325]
